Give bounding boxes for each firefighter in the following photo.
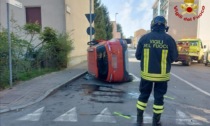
[135,16,178,126]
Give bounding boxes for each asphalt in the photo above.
[0,61,87,113]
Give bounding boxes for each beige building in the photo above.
[197,0,210,48]
[0,0,93,67]
[111,21,121,39]
[153,0,210,48]
[153,0,199,41]
[133,29,147,48]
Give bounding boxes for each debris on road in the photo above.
[113,112,131,119]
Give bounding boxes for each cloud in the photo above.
[136,0,150,12]
[118,1,138,37]
[117,0,153,37]
[101,0,154,37]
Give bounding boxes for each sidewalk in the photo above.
[0,62,87,113]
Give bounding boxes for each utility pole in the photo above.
[7,2,12,87]
[90,0,92,42]
[115,13,118,24]
[6,0,23,87]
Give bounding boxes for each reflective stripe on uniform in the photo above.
[153,105,164,109]
[153,109,164,114]
[143,49,149,73]
[161,50,168,74]
[141,71,170,81]
[153,104,164,114]
[136,101,147,111]
[137,101,147,107]
[141,49,169,81]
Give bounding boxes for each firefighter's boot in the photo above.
[135,109,144,126]
[152,113,162,126]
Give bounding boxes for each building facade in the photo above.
[0,0,93,67]
[153,0,199,41]
[152,0,210,48]
[133,29,147,48]
[111,21,121,39]
[197,0,210,48]
[152,0,169,20]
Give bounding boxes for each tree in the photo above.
[102,6,113,40]
[94,0,113,40]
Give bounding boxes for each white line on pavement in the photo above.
[130,54,135,57]
[54,107,77,122]
[171,73,210,97]
[129,73,141,82]
[129,58,140,63]
[176,109,201,125]
[17,107,44,121]
[93,107,116,123]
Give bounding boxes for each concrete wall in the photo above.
[0,0,92,67]
[133,29,147,48]
[65,0,93,67]
[197,0,210,49]
[168,0,199,41]
[111,21,121,39]
[0,0,66,33]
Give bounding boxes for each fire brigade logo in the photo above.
[174,0,205,21]
[181,0,197,15]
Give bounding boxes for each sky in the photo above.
[100,0,155,38]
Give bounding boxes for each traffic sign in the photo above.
[87,27,95,35]
[85,14,96,24]
[7,0,22,8]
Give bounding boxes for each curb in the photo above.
[0,71,87,114]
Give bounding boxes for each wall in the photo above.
[197,0,210,49]
[65,0,93,67]
[0,0,65,47]
[133,29,147,48]
[111,21,121,39]
[0,0,65,33]
[0,0,92,67]
[168,0,199,41]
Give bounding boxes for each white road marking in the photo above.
[128,49,136,52]
[128,92,139,99]
[54,107,77,122]
[132,112,152,124]
[130,54,135,57]
[129,73,140,82]
[93,108,116,123]
[17,107,44,121]
[129,58,140,63]
[171,73,210,97]
[176,110,201,125]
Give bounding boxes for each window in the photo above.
[190,41,198,46]
[25,7,41,26]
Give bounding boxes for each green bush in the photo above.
[0,24,74,89]
[38,27,74,68]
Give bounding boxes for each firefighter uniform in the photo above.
[135,16,178,126]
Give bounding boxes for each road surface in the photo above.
[0,49,210,126]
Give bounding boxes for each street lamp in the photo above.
[115,13,118,33]
[115,13,118,23]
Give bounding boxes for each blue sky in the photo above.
[100,0,155,38]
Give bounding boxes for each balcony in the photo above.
[160,0,168,9]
